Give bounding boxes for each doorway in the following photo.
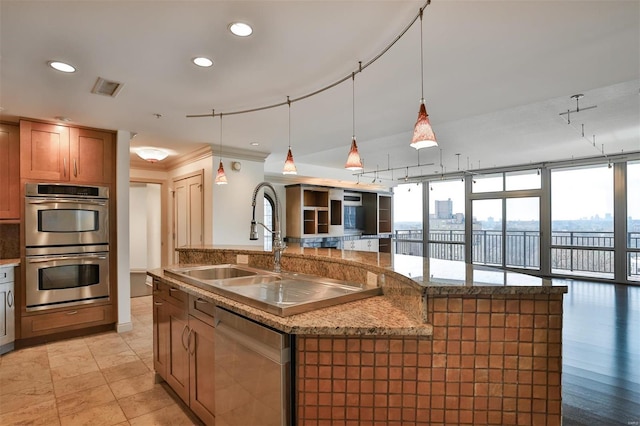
[130,182,163,297]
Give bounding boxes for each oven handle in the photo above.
[26,198,107,206]
[28,254,108,263]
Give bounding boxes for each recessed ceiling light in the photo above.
[48,61,76,73]
[229,22,253,37]
[192,57,213,67]
[250,142,260,146]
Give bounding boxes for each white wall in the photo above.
[129,184,148,271]
[213,158,266,245]
[116,130,132,332]
[129,182,161,271]
[146,183,161,270]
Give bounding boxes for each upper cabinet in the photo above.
[20,120,114,184]
[0,123,20,220]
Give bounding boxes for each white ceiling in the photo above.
[1,0,638,185]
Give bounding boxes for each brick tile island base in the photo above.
[297,293,562,425]
[164,246,567,425]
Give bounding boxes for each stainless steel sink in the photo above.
[174,264,260,280]
[163,265,381,316]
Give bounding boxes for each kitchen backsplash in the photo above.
[0,224,19,259]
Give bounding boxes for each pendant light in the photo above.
[345,72,363,171]
[283,96,297,175]
[411,6,438,150]
[215,113,228,185]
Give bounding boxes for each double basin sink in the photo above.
[164,264,381,317]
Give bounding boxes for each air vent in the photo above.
[91,77,124,97]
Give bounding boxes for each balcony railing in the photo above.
[394,229,640,280]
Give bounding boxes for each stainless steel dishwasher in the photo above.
[214,307,291,426]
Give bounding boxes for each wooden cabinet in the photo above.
[188,310,216,426]
[69,127,114,184]
[20,303,113,338]
[153,280,215,425]
[0,123,20,220]
[287,185,340,237]
[20,120,114,184]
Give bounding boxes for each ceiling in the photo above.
[1,0,638,186]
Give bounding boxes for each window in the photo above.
[627,161,640,281]
[505,169,541,191]
[472,173,503,193]
[429,179,465,261]
[263,195,274,251]
[393,183,423,256]
[551,165,614,279]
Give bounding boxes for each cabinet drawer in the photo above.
[188,295,215,327]
[21,304,113,338]
[154,279,187,308]
[0,266,14,284]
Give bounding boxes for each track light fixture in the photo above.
[283,96,297,175]
[345,72,363,171]
[411,4,437,150]
[215,112,228,185]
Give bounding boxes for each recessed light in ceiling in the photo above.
[192,57,213,67]
[229,22,253,37]
[48,61,76,73]
[250,142,259,146]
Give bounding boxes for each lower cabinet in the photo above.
[153,280,215,425]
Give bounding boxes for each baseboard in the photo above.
[116,322,133,333]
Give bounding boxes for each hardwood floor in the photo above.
[561,279,640,426]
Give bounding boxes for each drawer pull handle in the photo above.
[7,290,13,308]
[195,298,208,304]
[169,288,179,293]
[66,310,78,315]
[154,301,163,306]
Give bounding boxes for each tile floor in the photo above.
[0,296,201,426]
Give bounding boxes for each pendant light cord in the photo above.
[219,113,223,160]
[187,0,431,119]
[419,7,424,101]
[287,96,291,149]
[352,72,355,138]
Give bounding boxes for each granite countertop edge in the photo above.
[148,269,433,338]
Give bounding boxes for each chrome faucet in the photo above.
[250,182,286,273]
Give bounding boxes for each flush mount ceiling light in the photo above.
[283,97,297,175]
[48,60,76,73]
[229,22,253,37]
[345,72,363,171]
[411,5,438,150]
[215,112,228,185]
[192,57,213,67]
[136,147,169,163]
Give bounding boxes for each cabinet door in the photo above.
[152,295,169,380]
[0,281,15,346]
[20,120,70,181]
[189,316,215,426]
[69,127,114,184]
[0,124,20,220]
[166,301,190,404]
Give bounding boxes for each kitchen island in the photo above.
[148,246,567,426]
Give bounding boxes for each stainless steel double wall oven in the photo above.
[25,183,110,311]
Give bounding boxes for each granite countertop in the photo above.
[148,268,433,338]
[0,258,20,267]
[177,245,568,295]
